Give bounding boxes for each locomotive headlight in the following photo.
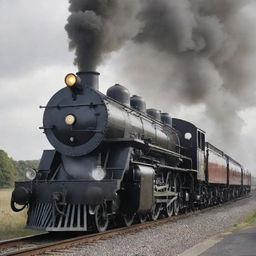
[65,114,76,126]
[26,169,37,181]
[91,165,106,181]
[65,73,78,87]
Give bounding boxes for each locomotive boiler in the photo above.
[11,71,251,232]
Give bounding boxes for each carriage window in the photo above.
[197,131,201,149]
[202,134,205,149]
[197,131,205,150]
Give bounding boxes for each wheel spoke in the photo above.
[166,173,180,216]
[123,212,135,226]
[95,202,109,232]
[150,204,161,221]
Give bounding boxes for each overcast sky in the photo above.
[0,0,256,175]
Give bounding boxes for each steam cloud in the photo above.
[66,0,256,162]
[65,0,139,71]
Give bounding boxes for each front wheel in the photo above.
[95,202,109,232]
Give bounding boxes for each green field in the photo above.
[0,188,38,240]
[231,209,256,232]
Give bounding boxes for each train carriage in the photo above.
[206,143,228,185]
[228,158,242,186]
[243,170,251,186]
[243,169,251,193]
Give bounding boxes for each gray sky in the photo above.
[0,0,256,175]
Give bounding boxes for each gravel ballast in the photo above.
[53,193,256,256]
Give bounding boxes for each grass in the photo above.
[0,188,39,240]
[230,209,256,232]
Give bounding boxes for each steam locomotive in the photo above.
[11,72,251,232]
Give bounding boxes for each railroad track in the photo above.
[0,194,252,256]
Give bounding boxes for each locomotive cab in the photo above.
[172,118,205,178]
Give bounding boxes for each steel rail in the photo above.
[0,233,48,250]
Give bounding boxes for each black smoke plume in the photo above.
[65,0,139,71]
[66,0,256,163]
[131,0,256,148]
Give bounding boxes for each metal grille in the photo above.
[26,203,88,231]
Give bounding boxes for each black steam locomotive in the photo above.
[11,72,251,232]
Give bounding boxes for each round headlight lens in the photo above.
[65,73,77,87]
[26,169,37,181]
[65,114,76,126]
[184,132,192,140]
[91,166,106,181]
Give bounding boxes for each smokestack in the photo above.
[76,71,99,90]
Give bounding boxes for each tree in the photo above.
[0,150,15,187]
[12,160,39,181]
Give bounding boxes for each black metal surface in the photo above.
[161,113,172,127]
[107,84,130,106]
[146,108,161,121]
[11,186,31,205]
[38,150,60,179]
[134,165,154,212]
[15,180,117,205]
[172,118,199,170]
[60,154,98,180]
[43,87,108,156]
[130,95,146,113]
[104,146,132,180]
[104,138,184,166]
[77,71,99,90]
[43,82,180,158]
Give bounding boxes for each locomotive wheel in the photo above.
[201,187,208,207]
[173,174,181,216]
[220,191,224,203]
[213,188,218,205]
[230,190,234,200]
[173,200,180,216]
[165,172,174,217]
[138,213,147,223]
[150,204,161,221]
[166,201,174,217]
[95,202,109,232]
[122,212,135,226]
[227,191,231,201]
